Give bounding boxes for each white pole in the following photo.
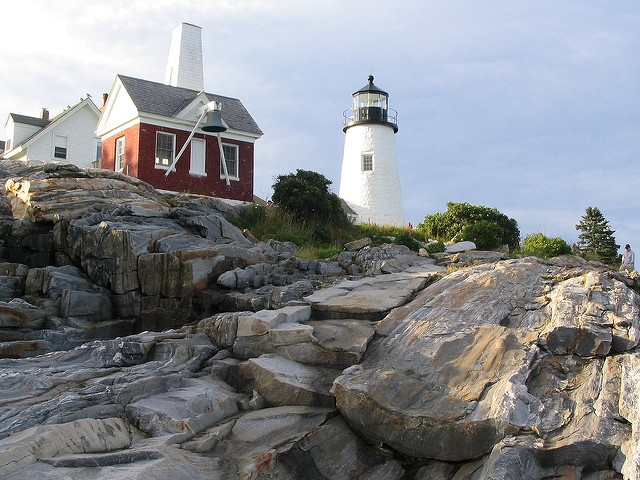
[217,132,231,186]
[165,110,207,177]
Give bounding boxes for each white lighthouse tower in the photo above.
[339,75,404,226]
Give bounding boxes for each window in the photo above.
[54,134,68,159]
[155,132,175,167]
[362,153,373,171]
[115,136,125,171]
[189,138,206,176]
[220,143,239,179]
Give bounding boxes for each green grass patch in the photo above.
[232,205,426,259]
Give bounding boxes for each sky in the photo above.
[2,0,640,251]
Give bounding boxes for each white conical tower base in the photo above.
[339,123,404,226]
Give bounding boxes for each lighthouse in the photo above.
[339,75,404,226]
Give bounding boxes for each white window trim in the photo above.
[154,131,176,170]
[53,134,68,159]
[115,136,125,172]
[220,143,239,181]
[361,152,374,172]
[189,137,207,177]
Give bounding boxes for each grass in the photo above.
[231,204,426,259]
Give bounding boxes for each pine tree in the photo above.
[574,206,620,265]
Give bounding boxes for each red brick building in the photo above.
[95,75,262,202]
[95,24,261,202]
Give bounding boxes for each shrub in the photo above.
[522,233,572,258]
[417,202,519,251]
[426,241,445,254]
[271,169,349,229]
[461,220,504,250]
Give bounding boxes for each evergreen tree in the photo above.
[574,206,619,265]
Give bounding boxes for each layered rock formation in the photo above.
[0,161,639,479]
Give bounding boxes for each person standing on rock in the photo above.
[620,244,635,272]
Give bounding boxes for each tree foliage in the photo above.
[416,202,520,250]
[522,233,572,259]
[271,169,349,229]
[574,206,619,265]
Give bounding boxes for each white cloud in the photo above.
[3,0,640,247]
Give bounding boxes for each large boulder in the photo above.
[332,256,640,470]
[4,162,169,222]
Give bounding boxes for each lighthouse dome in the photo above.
[343,75,398,133]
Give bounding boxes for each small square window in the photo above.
[362,154,373,171]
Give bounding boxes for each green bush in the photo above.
[461,220,504,250]
[426,241,445,254]
[522,233,571,258]
[395,231,422,251]
[417,202,520,251]
[271,169,349,229]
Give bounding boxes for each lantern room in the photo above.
[344,75,398,133]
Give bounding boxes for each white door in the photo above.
[189,138,206,176]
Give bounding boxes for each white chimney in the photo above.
[164,23,204,91]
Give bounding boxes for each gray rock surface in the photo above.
[333,256,640,478]
[2,161,640,479]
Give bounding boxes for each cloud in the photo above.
[3,0,640,248]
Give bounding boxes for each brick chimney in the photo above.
[41,108,49,120]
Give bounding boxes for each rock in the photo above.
[278,415,406,479]
[5,161,640,477]
[0,298,47,329]
[237,305,311,337]
[0,417,131,476]
[344,237,372,252]
[4,164,169,222]
[354,243,434,276]
[125,377,242,439]
[248,353,339,408]
[333,257,640,467]
[445,240,476,253]
[539,270,640,356]
[0,332,219,440]
[0,263,28,301]
[180,406,335,476]
[138,248,227,297]
[270,279,315,308]
[276,319,376,368]
[267,239,299,253]
[304,265,441,320]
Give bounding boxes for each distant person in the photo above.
[620,244,635,272]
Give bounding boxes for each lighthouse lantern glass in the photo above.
[354,92,387,110]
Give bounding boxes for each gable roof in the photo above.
[4,97,100,157]
[117,74,262,136]
[8,113,51,129]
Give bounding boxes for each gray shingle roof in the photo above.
[9,113,51,128]
[117,75,262,136]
